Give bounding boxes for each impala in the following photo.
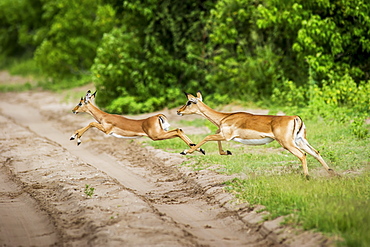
[70,90,204,154]
[177,91,335,177]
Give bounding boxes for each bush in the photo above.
[0,0,44,57]
[91,27,188,113]
[272,70,370,138]
[34,0,115,78]
[1,0,369,119]
[91,0,215,113]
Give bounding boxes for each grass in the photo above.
[37,75,91,91]
[0,58,91,92]
[147,117,370,247]
[227,173,370,247]
[0,82,34,92]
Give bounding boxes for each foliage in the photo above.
[91,27,184,113]
[0,0,44,57]
[256,0,370,85]
[91,1,215,113]
[1,0,369,121]
[34,0,116,78]
[204,0,284,99]
[272,72,370,138]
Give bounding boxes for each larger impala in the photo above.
[177,91,335,177]
[70,90,204,154]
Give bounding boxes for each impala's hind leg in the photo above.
[218,141,232,155]
[295,137,335,175]
[148,128,205,154]
[286,145,309,177]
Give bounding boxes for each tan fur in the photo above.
[71,90,204,153]
[177,91,334,177]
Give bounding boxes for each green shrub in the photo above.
[34,0,115,78]
[91,1,215,114]
[0,0,44,57]
[91,27,184,113]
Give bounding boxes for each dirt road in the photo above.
[0,88,330,246]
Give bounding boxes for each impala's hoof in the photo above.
[180,151,187,155]
[200,148,205,155]
[328,169,340,177]
[70,136,75,140]
[227,150,232,155]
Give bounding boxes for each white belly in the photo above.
[233,137,274,145]
[109,133,142,139]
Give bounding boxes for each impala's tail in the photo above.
[293,116,304,138]
[294,116,318,156]
[158,115,170,131]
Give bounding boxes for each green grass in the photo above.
[147,117,370,247]
[0,82,34,92]
[0,58,90,92]
[37,74,91,91]
[7,58,42,77]
[0,58,39,92]
[227,173,370,247]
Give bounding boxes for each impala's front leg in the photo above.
[176,129,206,155]
[181,134,225,155]
[70,122,105,145]
[70,126,88,145]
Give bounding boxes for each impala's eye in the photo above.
[186,101,192,106]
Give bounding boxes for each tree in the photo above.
[34,0,116,78]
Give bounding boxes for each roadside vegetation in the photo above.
[1,0,369,246]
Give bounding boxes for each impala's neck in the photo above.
[85,103,107,123]
[196,102,228,127]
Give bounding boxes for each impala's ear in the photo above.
[196,91,203,102]
[184,92,195,100]
[84,90,95,102]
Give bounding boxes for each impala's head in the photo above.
[177,91,203,116]
[72,90,96,114]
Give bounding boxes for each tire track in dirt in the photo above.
[0,157,58,246]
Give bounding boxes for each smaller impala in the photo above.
[177,91,335,177]
[70,90,204,154]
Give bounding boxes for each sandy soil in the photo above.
[0,72,332,246]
